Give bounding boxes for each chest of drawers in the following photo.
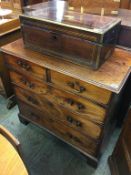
[1,39,131,167]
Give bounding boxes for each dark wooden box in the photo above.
[20,1,121,70]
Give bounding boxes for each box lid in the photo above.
[23,1,121,34]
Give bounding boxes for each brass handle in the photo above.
[67,81,86,93]
[66,116,73,123]
[66,98,74,106]
[17,60,23,66]
[77,103,85,110]
[66,98,85,110]
[67,133,81,143]
[17,60,31,71]
[27,96,38,105]
[66,116,82,128]
[75,121,82,127]
[20,78,35,89]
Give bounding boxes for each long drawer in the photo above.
[5,55,46,81]
[13,77,106,124]
[14,86,103,140]
[9,70,112,106]
[51,70,112,105]
[18,100,99,157]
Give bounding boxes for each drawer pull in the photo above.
[27,96,39,105]
[66,98,85,110]
[66,116,82,128]
[77,103,85,110]
[66,116,73,123]
[17,60,23,66]
[20,78,35,89]
[17,60,31,71]
[67,133,81,143]
[66,98,74,105]
[75,121,82,127]
[67,81,86,93]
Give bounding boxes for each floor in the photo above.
[0,95,120,175]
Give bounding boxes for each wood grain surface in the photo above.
[14,85,106,124]
[0,134,28,175]
[2,39,131,93]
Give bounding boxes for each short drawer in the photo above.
[18,100,98,156]
[51,71,112,105]
[9,71,47,94]
[4,54,46,81]
[14,86,106,125]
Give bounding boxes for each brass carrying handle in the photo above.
[66,116,82,128]
[17,60,31,71]
[67,82,86,93]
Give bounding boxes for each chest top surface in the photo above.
[1,39,131,93]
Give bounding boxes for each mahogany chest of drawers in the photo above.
[20,1,121,70]
[1,39,131,167]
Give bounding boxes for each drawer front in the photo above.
[9,71,47,94]
[51,71,112,105]
[14,85,106,124]
[18,100,98,156]
[15,86,102,139]
[22,24,99,67]
[15,86,103,139]
[5,54,46,81]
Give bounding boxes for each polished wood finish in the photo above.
[0,125,28,175]
[117,9,131,48]
[0,30,21,97]
[120,0,131,9]
[18,100,98,157]
[14,84,106,122]
[14,84,106,127]
[1,39,131,167]
[5,55,47,81]
[68,0,120,15]
[2,39,131,93]
[0,18,20,37]
[20,1,121,69]
[109,107,131,175]
[0,0,22,97]
[0,0,23,11]
[51,70,112,105]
